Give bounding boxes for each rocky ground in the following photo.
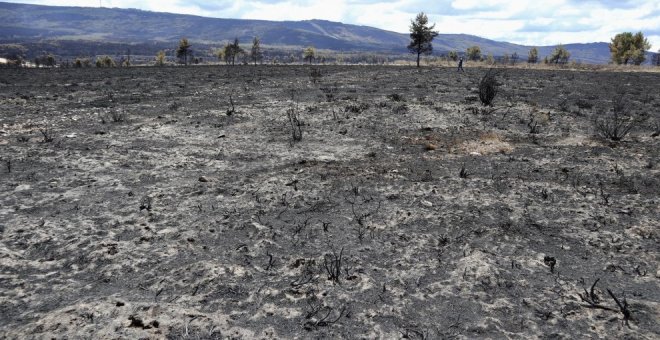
[0,65,659,339]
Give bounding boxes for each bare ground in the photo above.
[0,65,659,339]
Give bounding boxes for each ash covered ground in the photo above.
[1,65,659,339]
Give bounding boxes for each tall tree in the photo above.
[250,37,262,65]
[609,32,651,65]
[303,46,315,64]
[528,47,538,63]
[407,12,438,67]
[549,45,570,64]
[226,38,243,65]
[466,46,481,61]
[176,38,192,66]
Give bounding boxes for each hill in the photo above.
[0,1,635,64]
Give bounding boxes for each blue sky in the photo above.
[5,0,660,49]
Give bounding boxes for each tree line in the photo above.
[407,12,656,67]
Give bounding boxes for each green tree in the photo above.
[176,38,192,66]
[95,55,115,68]
[303,46,315,64]
[609,32,652,65]
[155,51,166,66]
[466,46,481,61]
[549,45,570,64]
[250,37,262,65]
[407,12,439,67]
[447,51,458,61]
[528,47,538,63]
[224,38,243,65]
[653,49,660,66]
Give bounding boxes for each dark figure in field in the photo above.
[457,57,464,72]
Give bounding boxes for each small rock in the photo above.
[421,200,433,207]
[425,143,437,151]
[198,176,210,182]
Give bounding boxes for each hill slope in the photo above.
[0,1,626,63]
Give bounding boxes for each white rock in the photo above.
[421,200,433,207]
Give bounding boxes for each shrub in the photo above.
[478,69,500,106]
[594,94,636,141]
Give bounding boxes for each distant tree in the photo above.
[250,37,262,65]
[654,49,660,66]
[447,51,458,61]
[96,55,115,67]
[176,38,192,66]
[502,53,510,65]
[486,53,495,65]
[511,52,519,65]
[528,47,539,63]
[224,38,243,65]
[303,46,315,64]
[609,32,651,65]
[45,54,56,67]
[466,46,481,61]
[156,51,166,66]
[407,12,439,67]
[549,44,570,64]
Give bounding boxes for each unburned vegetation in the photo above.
[0,65,658,339]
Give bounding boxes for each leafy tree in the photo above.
[447,51,458,61]
[609,32,651,65]
[466,46,481,61]
[528,47,538,63]
[511,52,519,65]
[250,37,262,65]
[95,55,115,67]
[407,12,438,67]
[224,38,243,65]
[486,53,495,65]
[303,46,315,64]
[155,51,166,66]
[176,38,192,66]
[549,45,570,64]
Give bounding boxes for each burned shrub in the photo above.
[387,93,405,102]
[287,96,303,142]
[309,67,322,84]
[594,94,636,141]
[478,69,500,106]
[344,103,370,114]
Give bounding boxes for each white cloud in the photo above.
[3,0,660,49]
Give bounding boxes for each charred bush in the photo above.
[594,94,636,141]
[478,69,500,106]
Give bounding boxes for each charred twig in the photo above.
[607,289,632,327]
[324,247,344,284]
[264,252,275,271]
[578,278,617,312]
[226,94,236,116]
[459,163,470,179]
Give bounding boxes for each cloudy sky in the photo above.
[5,0,660,48]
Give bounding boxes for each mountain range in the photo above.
[0,1,633,64]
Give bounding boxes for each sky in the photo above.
[5,0,660,49]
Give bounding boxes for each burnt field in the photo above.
[0,65,659,339]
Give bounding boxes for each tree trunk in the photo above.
[416,52,421,67]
